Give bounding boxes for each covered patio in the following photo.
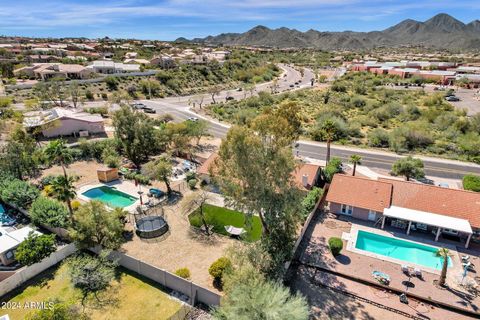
[381,206,473,248]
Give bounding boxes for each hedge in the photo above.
[175,268,191,279]
[463,174,480,192]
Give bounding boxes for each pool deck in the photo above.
[77,180,141,213]
[346,224,462,275]
[293,211,480,317]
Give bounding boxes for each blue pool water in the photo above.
[0,204,16,226]
[82,186,137,208]
[355,230,452,270]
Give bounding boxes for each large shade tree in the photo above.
[144,157,174,196]
[112,105,156,167]
[391,156,425,181]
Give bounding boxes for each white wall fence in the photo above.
[0,243,77,297]
[102,250,221,307]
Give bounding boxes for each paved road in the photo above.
[139,64,480,180]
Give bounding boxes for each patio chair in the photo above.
[372,271,390,285]
[224,225,246,237]
[462,255,470,262]
[463,262,475,271]
[401,265,410,275]
[413,268,422,278]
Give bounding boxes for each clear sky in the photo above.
[0,0,479,40]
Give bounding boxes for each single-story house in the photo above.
[326,174,480,248]
[23,108,105,138]
[0,227,41,266]
[197,153,321,191]
[14,63,92,80]
[123,58,150,65]
[87,60,140,74]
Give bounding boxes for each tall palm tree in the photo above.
[349,154,362,176]
[320,119,338,164]
[51,175,77,215]
[436,248,451,287]
[44,139,73,178]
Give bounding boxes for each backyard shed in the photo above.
[97,167,119,183]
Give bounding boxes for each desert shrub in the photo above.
[463,174,480,192]
[368,128,390,147]
[323,157,343,183]
[0,178,40,208]
[301,187,323,218]
[124,172,150,185]
[104,76,118,90]
[71,200,81,211]
[209,257,232,281]
[30,196,69,228]
[328,237,343,256]
[175,268,191,279]
[188,179,197,190]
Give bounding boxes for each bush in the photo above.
[328,237,343,256]
[30,196,70,228]
[188,178,197,190]
[323,157,343,183]
[123,172,150,185]
[301,187,323,218]
[104,76,118,90]
[175,268,191,279]
[15,233,56,266]
[463,174,480,192]
[0,178,40,208]
[209,257,232,280]
[71,200,81,211]
[85,90,94,101]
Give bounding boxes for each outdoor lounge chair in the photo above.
[224,225,246,236]
[401,265,410,275]
[414,268,422,278]
[463,262,475,271]
[462,255,470,262]
[149,188,165,199]
[372,271,390,285]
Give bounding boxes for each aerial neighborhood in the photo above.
[1,6,480,320]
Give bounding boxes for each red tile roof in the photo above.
[326,175,393,212]
[292,163,321,190]
[326,174,480,228]
[196,153,219,175]
[379,178,480,228]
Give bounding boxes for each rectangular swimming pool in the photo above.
[355,230,452,270]
[82,186,137,208]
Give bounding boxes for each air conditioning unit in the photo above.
[79,130,89,137]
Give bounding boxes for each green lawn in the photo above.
[2,263,184,320]
[188,204,262,242]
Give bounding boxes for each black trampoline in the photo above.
[135,216,169,238]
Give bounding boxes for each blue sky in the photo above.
[0,0,479,40]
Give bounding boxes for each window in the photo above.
[341,204,353,215]
[442,228,458,235]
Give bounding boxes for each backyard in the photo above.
[188,204,262,242]
[1,263,185,320]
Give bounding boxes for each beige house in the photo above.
[14,63,92,80]
[23,108,105,138]
[150,55,176,69]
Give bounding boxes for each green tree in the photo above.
[25,299,89,320]
[69,201,125,249]
[391,156,425,181]
[44,140,73,178]
[463,174,480,192]
[68,82,83,108]
[186,119,209,145]
[50,175,77,215]
[67,252,117,305]
[0,178,40,208]
[104,76,119,90]
[349,154,362,176]
[112,105,156,167]
[30,196,70,228]
[323,157,343,183]
[144,157,173,196]
[139,79,161,98]
[15,232,56,266]
[436,248,451,287]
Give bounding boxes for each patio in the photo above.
[297,211,480,316]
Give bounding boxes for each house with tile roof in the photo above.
[326,174,480,248]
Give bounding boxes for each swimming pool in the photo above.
[355,230,452,270]
[82,186,137,208]
[0,204,16,226]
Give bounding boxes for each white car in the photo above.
[187,117,199,122]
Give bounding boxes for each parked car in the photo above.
[289,84,294,88]
[445,96,460,102]
[143,107,156,114]
[131,102,147,109]
[187,117,198,122]
[226,96,234,101]
[237,87,243,91]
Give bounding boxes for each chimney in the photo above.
[302,174,308,188]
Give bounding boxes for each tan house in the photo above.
[14,63,92,80]
[23,108,105,138]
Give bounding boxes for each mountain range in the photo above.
[182,14,480,50]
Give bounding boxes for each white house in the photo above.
[87,60,140,74]
[0,227,41,266]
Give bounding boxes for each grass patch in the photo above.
[2,263,183,320]
[188,204,262,242]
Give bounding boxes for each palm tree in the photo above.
[320,119,338,164]
[349,155,362,176]
[44,139,73,178]
[51,175,77,215]
[436,248,451,287]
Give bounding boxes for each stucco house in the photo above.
[326,174,480,248]
[87,60,140,74]
[14,63,92,80]
[23,108,105,138]
[0,227,41,266]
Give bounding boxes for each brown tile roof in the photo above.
[379,178,480,228]
[326,175,393,212]
[292,163,321,190]
[196,153,219,175]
